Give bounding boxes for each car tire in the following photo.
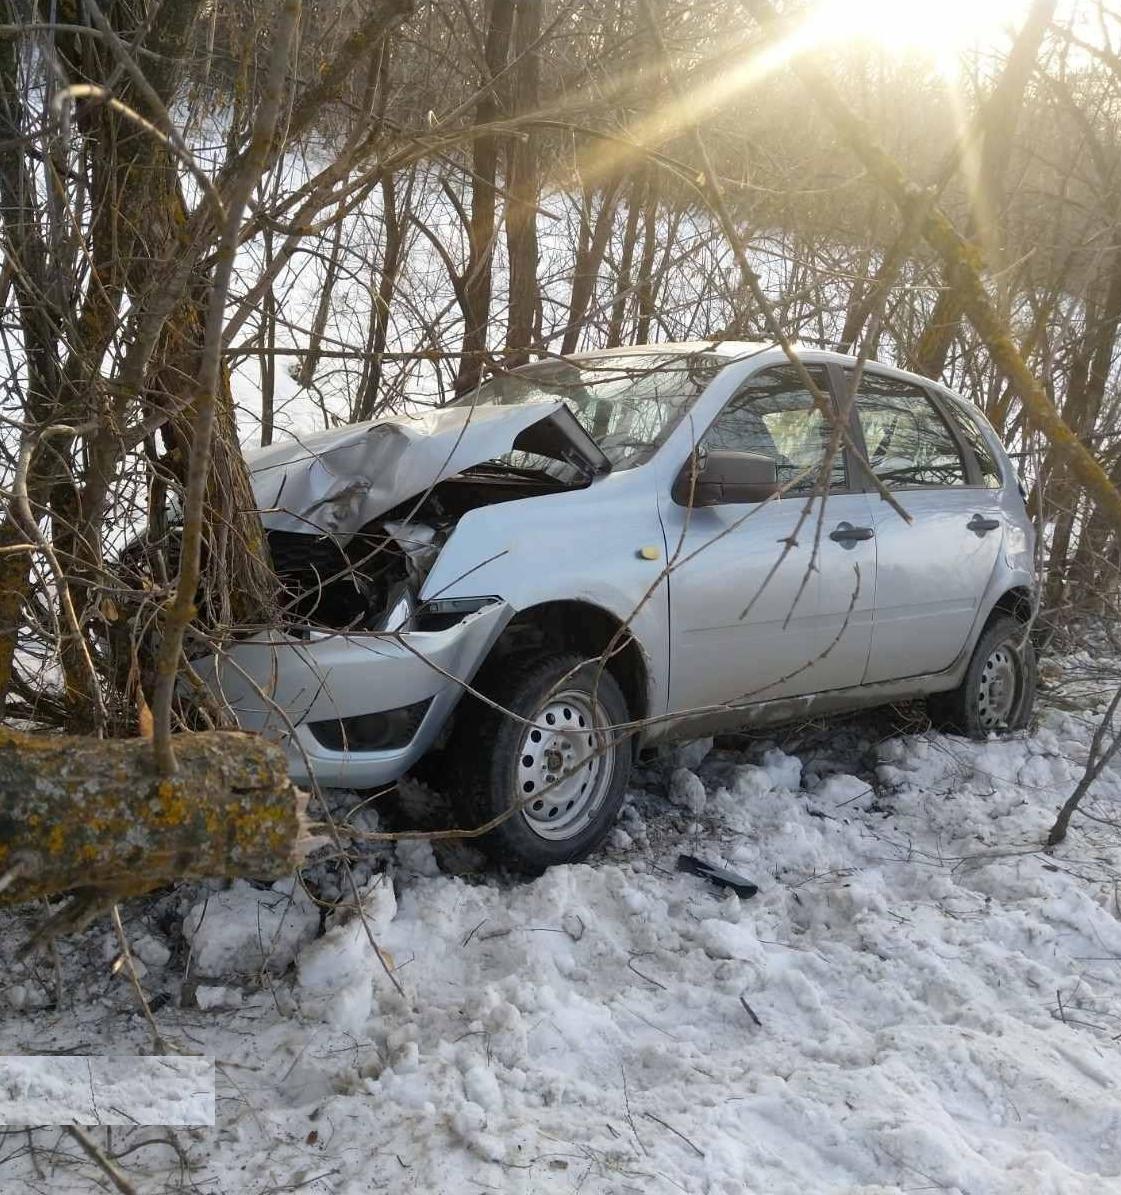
[928,614,1037,738]
[446,651,632,872]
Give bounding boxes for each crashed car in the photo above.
[197,342,1037,871]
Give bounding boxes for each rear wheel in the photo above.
[446,651,632,871]
[929,615,1036,738]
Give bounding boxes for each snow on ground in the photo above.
[1,661,1121,1193]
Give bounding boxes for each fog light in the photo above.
[308,698,431,752]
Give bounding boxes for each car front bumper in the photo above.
[194,601,511,787]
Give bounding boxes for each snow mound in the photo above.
[183,878,319,976]
[813,772,873,808]
[672,734,714,771]
[296,877,397,1032]
[669,766,707,813]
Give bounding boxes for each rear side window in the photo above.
[703,366,846,493]
[850,372,967,488]
[949,401,1003,488]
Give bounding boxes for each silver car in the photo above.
[200,342,1037,870]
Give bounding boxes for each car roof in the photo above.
[569,340,948,394]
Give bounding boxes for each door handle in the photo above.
[829,522,875,544]
[967,514,1000,534]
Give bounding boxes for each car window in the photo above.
[701,366,846,493]
[949,400,1003,488]
[850,372,967,488]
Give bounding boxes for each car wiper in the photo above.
[464,459,566,484]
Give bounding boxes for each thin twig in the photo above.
[64,1125,139,1195]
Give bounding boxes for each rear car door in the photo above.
[849,370,1004,683]
[662,364,877,718]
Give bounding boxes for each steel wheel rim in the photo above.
[515,688,614,841]
[977,643,1019,729]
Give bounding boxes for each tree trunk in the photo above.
[0,729,317,906]
[355,172,407,422]
[297,205,346,388]
[0,18,72,707]
[503,0,541,366]
[561,178,622,354]
[607,174,644,347]
[635,167,662,344]
[455,0,515,395]
[260,226,277,447]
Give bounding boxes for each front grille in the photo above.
[267,529,349,582]
[267,529,367,625]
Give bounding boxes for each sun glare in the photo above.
[576,0,1036,183]
[807,0,1033,75]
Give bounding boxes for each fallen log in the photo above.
[0,727,318,908]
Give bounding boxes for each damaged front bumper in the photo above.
[195,600,511,787]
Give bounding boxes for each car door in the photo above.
[661,364,877,720]
[849,370,1004,683]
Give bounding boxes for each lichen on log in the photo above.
[0,728,317,905]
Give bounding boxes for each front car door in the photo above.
[661,363,877,724]
[848,369,1005,683]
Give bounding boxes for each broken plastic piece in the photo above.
[676,854,759,899]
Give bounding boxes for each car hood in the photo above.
[247,400,611,540]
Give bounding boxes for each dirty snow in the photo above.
[1,661,1120,1192]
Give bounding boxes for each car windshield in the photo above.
[458,351,723,471]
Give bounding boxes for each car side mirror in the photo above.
[673,449,780,507]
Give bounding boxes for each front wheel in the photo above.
[446,651,632,871]
[929,615,1036,738]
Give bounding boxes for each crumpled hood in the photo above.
[247,400,609,540]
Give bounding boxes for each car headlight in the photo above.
[414,595,500,630]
